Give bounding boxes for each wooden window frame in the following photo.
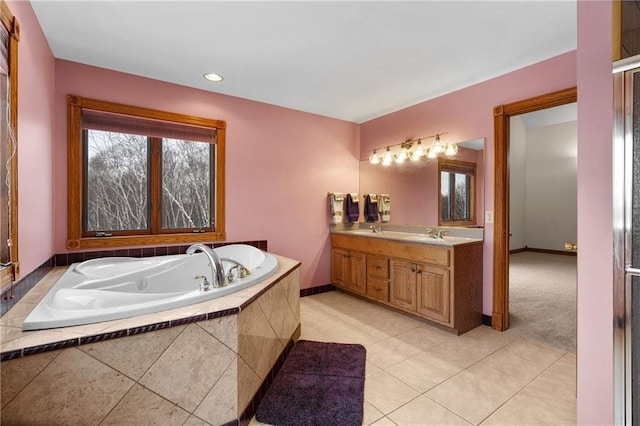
[67,95,226,250]
[438,159,476,226]
[0,0,18,285]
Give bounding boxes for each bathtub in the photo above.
[22,244,278,331]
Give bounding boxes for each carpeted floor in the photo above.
[507,251,577,353]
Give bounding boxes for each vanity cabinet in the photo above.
[331,248,367,295]
[330,232,482,334]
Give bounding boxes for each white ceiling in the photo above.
[30,1,577,124]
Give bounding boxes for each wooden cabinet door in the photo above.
[331,249,348,288]
[416,264,451,324]
[347,252,367,295]
[390,260,417,311]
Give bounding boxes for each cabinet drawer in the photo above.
[367,255,389,278]
[392,243,450,267]
[367,277,389,302]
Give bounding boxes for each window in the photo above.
[438,159,476,226]
[67,95,226,249]
[0,0,18,286]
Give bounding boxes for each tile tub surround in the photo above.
[0,256,300,425]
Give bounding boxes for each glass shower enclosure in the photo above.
[613,55,640,426]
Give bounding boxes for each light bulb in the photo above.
[432,135,443,154]
[382,147,393,166]
[445,143,458,156]
[396,147,408,163]
[427,147,438,159]
[411,141,425,161]
[369,150,380,164]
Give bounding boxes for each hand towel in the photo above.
[329,194,344,224]
[345,193,360,222]
[364,194,379,222]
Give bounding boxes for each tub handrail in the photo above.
[186,244,227,288]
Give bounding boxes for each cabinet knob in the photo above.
[374,265,381,269]
[411,268,416,273]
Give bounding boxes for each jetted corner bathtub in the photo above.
[22,244,278,331]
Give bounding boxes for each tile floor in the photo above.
[287,290,576,426]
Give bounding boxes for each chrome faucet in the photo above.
[369,224,383,233]
[186,244,226,288]
[426,228,445,239]
[219,257,250,283]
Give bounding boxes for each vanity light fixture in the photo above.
[366,132,453,166]
[203,72,224,82]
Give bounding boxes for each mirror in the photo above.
[359,138,485,227]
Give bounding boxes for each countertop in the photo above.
[330,229,483,247]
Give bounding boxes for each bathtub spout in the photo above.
[186,244,227,288]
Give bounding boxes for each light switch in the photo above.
[485,211,494,223]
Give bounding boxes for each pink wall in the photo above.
[361,51,577,314]
[9,1,55,277]
[576,1,614,423]
[53,60,360,289]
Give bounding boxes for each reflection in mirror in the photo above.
[359,138,484,227]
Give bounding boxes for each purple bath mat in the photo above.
[255,340,366,426]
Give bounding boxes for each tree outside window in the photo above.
[439,159,476,226]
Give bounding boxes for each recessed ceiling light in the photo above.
[203,72,223,82]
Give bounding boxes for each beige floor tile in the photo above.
[370,416,399,425]
[481,391,575,426]
[385,352,455,392]
[0,349,60,408]
[101,383,190,425]
[366,360,383,377]
[363,400,385,425]
[298,324,332,342]
[437,363,526,402]
[418,344,477,375]
[1,348,134,425]
[366,336,424,369]
[388,395,472,426]
[80,325,184,380]
[437,325,516,362]
[478,338,564,381]
[365,371,420,415]
[426,375,505,424]
[184,415,213,426]
[393,325,456,351]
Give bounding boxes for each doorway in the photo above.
[492,87,577,331]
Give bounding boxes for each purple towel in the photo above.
[364,194,379,222]
[345,194,359,222]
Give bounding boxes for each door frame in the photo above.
[492,87,577,331]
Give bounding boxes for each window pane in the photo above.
[441,171,451,221]
[454,173,470,220]
[85,130,148,231]
[162,138,212,229]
